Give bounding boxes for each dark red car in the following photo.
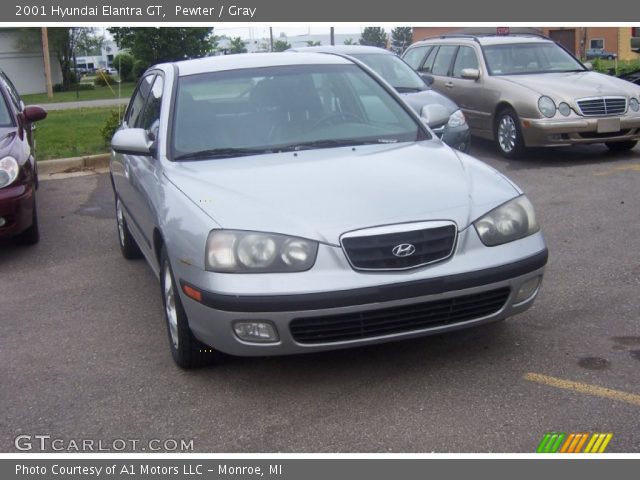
[0,70,47,245]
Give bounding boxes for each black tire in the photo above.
[160,246,215,369]
[605,141,637,152]
[18,197,40,245]
[495,107,526,159]
[607,55,614,60]
[115,196,142,259]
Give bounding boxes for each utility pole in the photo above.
[269,27,274,52]
[41,27,53,99]
[330,27,335,46]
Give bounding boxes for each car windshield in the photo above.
[483,42,586,75]
[349,53,426,91]
[172,63,427,160]
[0,98,11,126]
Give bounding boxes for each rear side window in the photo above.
[431,46,458,76]
[452,46,479,78]
[402,46,431,70]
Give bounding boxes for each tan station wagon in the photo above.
[402,34,640,157]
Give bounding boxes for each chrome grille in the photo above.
[577,97,627,116]
[341,221,457,271]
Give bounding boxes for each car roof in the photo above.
[289,45,392,55]
[414,34,555,47]
[171,52,353,77]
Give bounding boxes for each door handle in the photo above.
[445,82,454,89]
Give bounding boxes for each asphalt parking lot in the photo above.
[1,140,639,453]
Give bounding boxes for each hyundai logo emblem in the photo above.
[392,243,416,258]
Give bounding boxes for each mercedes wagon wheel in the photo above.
[115,196,142,259]
[160,246,215,369]
[496,107,525,159]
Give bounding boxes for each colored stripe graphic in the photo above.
[538,433,613,453]
[537,433,566,453]
[584,433,614,453]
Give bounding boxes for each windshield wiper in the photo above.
[279,138,396,151]
[174,147,274,161]
[395,86,424,93]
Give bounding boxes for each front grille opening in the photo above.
[342,224,457,271]
[290,287,510,344]
[577,97,627,116]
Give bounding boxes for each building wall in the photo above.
[0,29,63,95]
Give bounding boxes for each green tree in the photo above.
[18,27,103,90]
[343,38,357,45]
[306,40,322,47]
[229,37,248,54]
[112,52,134,82]
[391,27,413,53]
[273,39,291,52]
[108,28,214,69]
[359,27,388,48]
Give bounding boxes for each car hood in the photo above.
[400,89,459,115]
[163,141,519,245]
[501,71,639,100]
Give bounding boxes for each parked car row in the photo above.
[401,34,640,157]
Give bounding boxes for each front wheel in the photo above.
[605,141,637,152]
[18,196,40,245]
[160,246,216,369]
[115,196,142,259]
[495,107,526,159]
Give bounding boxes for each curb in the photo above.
[37,153,110,176]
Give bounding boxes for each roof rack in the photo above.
[421,33,552,42]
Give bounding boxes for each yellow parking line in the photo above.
[523,372,640,407]
[594,163,640,176]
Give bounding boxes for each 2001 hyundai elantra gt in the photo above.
[110,52,548,368]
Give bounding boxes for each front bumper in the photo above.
[521,115,640,147]
[180,248,548,356]
[0,182,35,238]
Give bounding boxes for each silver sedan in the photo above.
[110,52,548,368]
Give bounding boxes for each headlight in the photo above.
[447,109,466,128]
[0,156,19,189]
[474,196,539,247]
[205,230,318,273]
[537,96,556,118]
[630,98,639,112]
[558,102,572,116]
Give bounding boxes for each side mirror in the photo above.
[419,72,434,87]
[111,128,153,156]
[460,68,480,80]
[20,105,47,123]
[583,62,594,71]
[421,104,450,129]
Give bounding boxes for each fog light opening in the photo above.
[233,321,279,343]
[515,276,542,304]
